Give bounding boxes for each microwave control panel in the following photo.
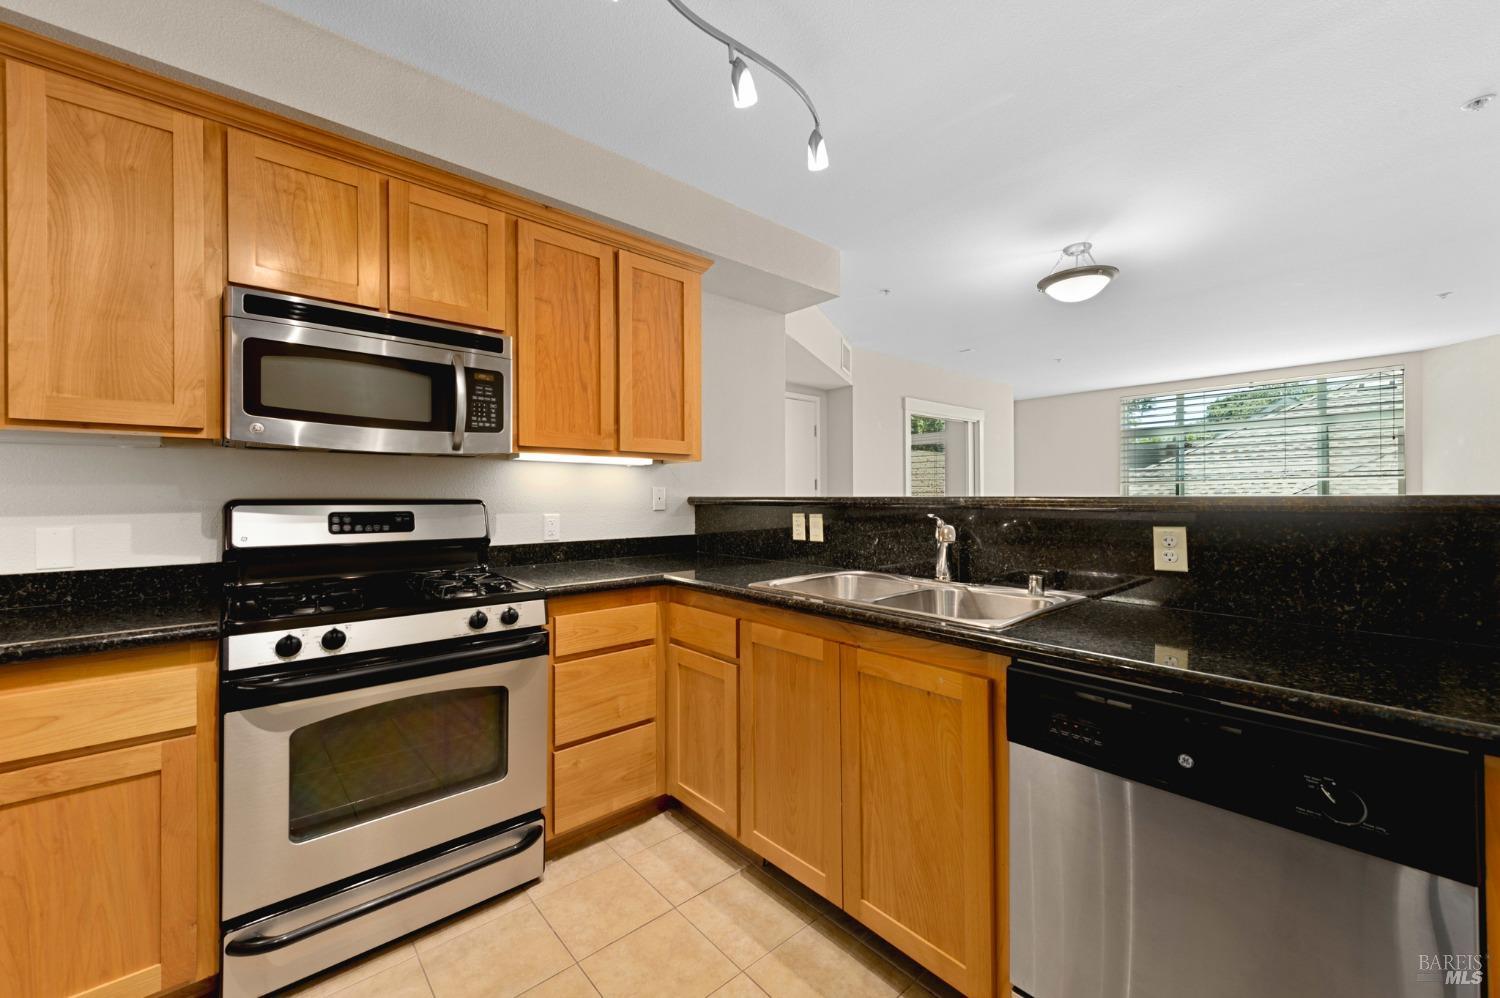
[466,369,503,432]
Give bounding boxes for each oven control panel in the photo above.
[225,600,547,671]
[466,369,503,432]
[327,510,415,535]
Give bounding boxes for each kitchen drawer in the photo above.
[667,603,737,660]
[553,602,658,658]
[552,722,658,835]
[0,649,198,767]
[554,645,657,746]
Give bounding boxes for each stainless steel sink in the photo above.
[751,570,1080,630]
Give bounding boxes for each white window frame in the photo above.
[903,397,985,497]
[784,389,824,496]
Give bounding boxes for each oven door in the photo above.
[221,632,546,920]
[226,316,512,456]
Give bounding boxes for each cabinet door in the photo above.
[617,251,700,457]
[738,622,842,902]
[4,64,213,432]
[515,220,616,451]
[388,180,506,329]
[667,644,738,835]
[227,130,382,307]
[841,648,993,996]
[0,737,197,997]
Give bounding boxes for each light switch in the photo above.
[808,514,825,542]
[35,526,75,570]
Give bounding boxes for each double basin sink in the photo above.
[750,570,1081,631]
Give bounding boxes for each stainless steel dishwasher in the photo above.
[1008,661,1482,998]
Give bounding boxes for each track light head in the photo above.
[807,127,828,172]
[729,54,758,109]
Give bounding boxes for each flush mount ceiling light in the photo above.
[661,0,827,171]
[1037,242,1120,303]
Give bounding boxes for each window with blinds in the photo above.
[1120,367,1405,496]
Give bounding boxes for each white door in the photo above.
[785,393,821,495]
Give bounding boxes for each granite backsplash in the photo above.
[690,497,1500,647]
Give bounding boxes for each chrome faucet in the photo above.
[1027,573,1046,597]
[927,514,956,582]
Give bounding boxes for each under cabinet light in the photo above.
[514,453,654,467]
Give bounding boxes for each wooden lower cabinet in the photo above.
[737,622,844,903]
[0,738,198,997]
[666,644,738,834]
[0,642,219,998]
[841,647,995,996]
[553,722,659,836]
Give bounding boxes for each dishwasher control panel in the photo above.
[1008,660,1480,886]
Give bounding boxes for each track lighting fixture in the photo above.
[729,52,757,108]
[661,0,827,171]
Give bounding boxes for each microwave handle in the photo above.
[451,354,467,451]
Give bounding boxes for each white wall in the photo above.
[850,350,1016,496]
[1013,351,1426,496]
[0,294,785,573]
[1421,333,1500,494]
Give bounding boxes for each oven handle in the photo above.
[451,354,467,451]
[224,823,543,956]
[224,630,549,708]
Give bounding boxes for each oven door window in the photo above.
[245,338,456,431]
[288,687,507,842]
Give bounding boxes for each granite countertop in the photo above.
[4,553,1498,752]
[0,598,222,664]
[509,553,1500,751]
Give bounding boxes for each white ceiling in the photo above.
[259,0,1500,399]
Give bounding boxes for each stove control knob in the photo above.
[320,628,347,652]
[468,611,489,630]
[500,607,520,626]
[274,634,302,658]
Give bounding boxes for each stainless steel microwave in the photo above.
[224,286,512,456]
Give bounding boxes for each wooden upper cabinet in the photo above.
[738,622,843,903]
[227,130,383,308]
[388,180,506,329]
[515,220,616,451]
[841,648,994,996]
[618,251,701,457]
[3,63,217,434]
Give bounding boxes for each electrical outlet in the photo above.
[1152,525,1189,572]
[791,513,807,541]
[34,526,74,570]
[808,513,825,542]
[543,513,561,541]
[1154,644,1190,669]
[651,486,667,511]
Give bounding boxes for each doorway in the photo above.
[785,391,823,495]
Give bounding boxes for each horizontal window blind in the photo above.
[1120,367,1405,496]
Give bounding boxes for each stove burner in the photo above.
[409,565,520,601]
[232,582,365,621]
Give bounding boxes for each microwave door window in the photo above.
[245,340,456,431]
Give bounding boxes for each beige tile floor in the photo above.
[284,806,966,998]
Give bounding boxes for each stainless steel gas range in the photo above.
[217,500,546,997]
